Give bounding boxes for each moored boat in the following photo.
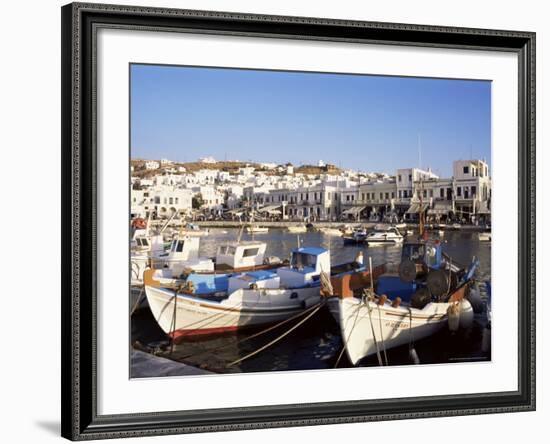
[287,225,307,233]
[478,232,491,242]
[327,237,479,364]
[343,227,368,244]
[318,227,344,237]
[364,226,404,244]
[246,225,269,234]
[144,246,371,339]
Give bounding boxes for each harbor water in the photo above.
[131,228,491,377]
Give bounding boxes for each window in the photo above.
[243,248,260,258]
[391,192,395,199]
[464,187,469,199]
[440,188,444,198]
[398,190,402,198]
[471,186,476,196]
[408,174,412,182]
[398,175,402,182]
[351,195,354,201]
[379,192,383,200]
[361,193,365,201]
[463,166,469,174]
[169,197,173,205]
[385,192,389,200]
[423,190,427,198]
[346,195,350,202]
[429,190,433,197]
[457,186,462,196]
[291,253,317,269]
[175,197,179,204]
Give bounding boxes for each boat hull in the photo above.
[145,285,320,338]
[338,297,453,364]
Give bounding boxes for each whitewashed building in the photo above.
[145,160,160,170]
[131,185,193,219]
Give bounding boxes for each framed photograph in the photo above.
[61,2,535,440]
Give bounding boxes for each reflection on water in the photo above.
[131,228,491,376]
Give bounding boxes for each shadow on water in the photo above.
[131,228,491,375]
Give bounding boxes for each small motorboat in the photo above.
[343,227,368,245]
[287,225,307,233]
[364,226,404,244]
[318,227,344,237]
[246,225,269,234]
[179,222,210,237]
[478,232,491,242]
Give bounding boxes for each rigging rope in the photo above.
[376,301,389,366]
[333,300,362,368]
[226,301,326,367]
[179,301,323,360]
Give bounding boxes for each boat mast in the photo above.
[417,134,425,238]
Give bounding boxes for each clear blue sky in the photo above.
[131,64,491,177]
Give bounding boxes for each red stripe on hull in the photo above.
[169,325,243,340]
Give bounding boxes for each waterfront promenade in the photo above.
[149,219,488,231]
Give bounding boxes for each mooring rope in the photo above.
[408,307,415,351]
[170,286,180,354]
[333,301,362,368]
[376,301,388,366]
[130,285,145,316]
[366,295,384,366]
[179,301,323,360]
[226,301,326,367]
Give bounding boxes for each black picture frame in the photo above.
[61,2,536,440]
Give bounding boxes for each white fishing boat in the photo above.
[287,225,307,233]
[336,285,473,364]
[364,226,404,244]
[145,246,367,339]
[318,227,343,237]
[328,238,479,364]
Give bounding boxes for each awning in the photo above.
[225,209,245,216]
[428,201,452,215]
[341,206,366,216]
[406,203,429,214]
[257,205,282,215]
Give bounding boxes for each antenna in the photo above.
[417,133,422,170]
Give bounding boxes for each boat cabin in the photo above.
[277,247,330,288]
[165,235,201,262]
[401,240,443,269]
[215,241,267,270]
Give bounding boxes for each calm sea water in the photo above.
[131,228,491,376]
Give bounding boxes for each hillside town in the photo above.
[131,157,491,225]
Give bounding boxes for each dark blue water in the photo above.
[131,228,491,376]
